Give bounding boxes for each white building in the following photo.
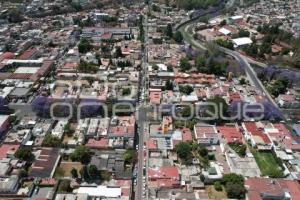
[76,186,122,199]
[232,37,253,48]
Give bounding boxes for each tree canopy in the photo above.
[124,149,136,164]
[77,60,98,73]
[267,77,289,97]
[175,142,193,165]
[179,58,192,71]
[207,96,228,123]
[42,134,61,147]
[179,85,194,95]
[221,173,246,199]
[175,0,220,10]
[173,31,183,43]
[70,146,91,164]
[15,148,34,162]
[78,38,93,53]
[215,39,234,50]
[166,24,173,38]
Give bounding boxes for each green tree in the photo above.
[166,24,173,38]
[70,146,91,164]
[165,80,173,90]
[243,44,259,57]
[238,29,250,37]
[18,169,28,179]
[8,115,17,124]
[179,85,194,95]
[138,15,144,42]
[181,106,192,117]
[95,52,102,64]
[71,168,78,178]
[175,142,192,165]
[152,65,159,70]
[173,31,183,43]
[226,183,246,199]
[100,170,112,181]
[42,134,61,147]
[71,2,83,11]
[220,20,227,26]
[179,58,191,71]
[230,142,247,157]
[7,9,24,23]
[58,180,72,192]
[124,149,136,164]
[196,56,208,73]
[115,46,123,58]
[239,77,247,85]
[80,166,90,181]
[122,88,131,96]
[268,77,289,97]
[207,96,228,122]
[88,165,99,179]
[259,41,272,57]
[167,65,174,72]
[78,38,93,53]
[199,147,208,157]
[200,173,205,182]
[214,181,222,191]
[221,173,244,185]
[64,123,71,135]
[15,148,34,161]
[77,60,98,73]
[215,39,234,50]
[152,4,161,12]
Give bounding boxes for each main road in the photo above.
[135,11,149,200]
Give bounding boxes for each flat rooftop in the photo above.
[14,67,40,74]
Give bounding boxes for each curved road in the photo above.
[180,22,285,119]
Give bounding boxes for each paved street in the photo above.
[135,11,149,200]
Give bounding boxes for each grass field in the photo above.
[251,150,284,178]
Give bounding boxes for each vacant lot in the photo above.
[55,162,82,177]
[251,150,284,178]
[206,185,227,200]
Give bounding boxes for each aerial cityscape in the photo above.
[0,0,300,199]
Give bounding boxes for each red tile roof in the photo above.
[244,122,271,144]
[181,128,193,141]
[144,139,157,150]
[217,125,243,144]
[0,144,20,160]
[245,177,300,200]
[0,52,15,62]
[40,178,57,186]
[194,124,217,139]
[109,116,135,137]
[30,148,59,178]
[268,123,300,150]
[196,89,207,98]
[148,166,179,180]
[175,72,215,84]
[19,48,37,60]
[86,138,108,149]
